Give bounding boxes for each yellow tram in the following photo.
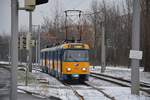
[40,43,90,82]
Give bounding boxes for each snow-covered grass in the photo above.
[89,76,120,87]
[17,67,150,100]
[90,66,150,84]
[17,70,38,85]
[90,66,150,100]
[100,87,150,100]
[18,85,79,100]
[0,61,9,65]
[77,89,110,100]
[18,70,79,100]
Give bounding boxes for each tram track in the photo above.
[33,69,109,100]
[62,82,114,100]
[33,68,150,99]
[90,72,150,94]
[3,63,149,99]
[63,83,84,100]
[84,81,115,100]
[33,67,116,100]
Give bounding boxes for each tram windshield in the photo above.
[64,50,89,62]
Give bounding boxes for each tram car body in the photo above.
[40,43,90,82]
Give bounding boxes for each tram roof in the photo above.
[41,43,89,52]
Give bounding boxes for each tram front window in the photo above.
[64,50,89,62]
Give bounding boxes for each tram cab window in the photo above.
[63,50,89,62]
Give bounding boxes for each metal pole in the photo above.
[65,11,68,41]
[10,0,18,100]
[101,22,106,73]
[101,1,106,72]
[25,55,29,86]
[131,0,141,95]
[36,40,38,64]
[19,34,22,64]
[38,26,40,67]
[9,38,11,65]
[25,63,28,86]
[28,11,32,72]
[79,11,82,41]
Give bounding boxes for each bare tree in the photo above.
[90,0,102,65]
[88,0,133,67]
[141,0,150,72]
[0,32,9,61]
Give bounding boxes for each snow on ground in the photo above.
[90,66,150,100]
[89,76,120,87]
[32,70,64,86]
[18,70,79,100]
[90,66,150,84]
[77,89,110,100]
[0,65,10,96]
[17,67,150,100]
[0,61,27,65]
[0,61,9,65]
[18,86,79,100]
[100,87,150,100]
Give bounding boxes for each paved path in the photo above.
[0,64,59,100]
[0,92,52,100]
[0,64,10,98]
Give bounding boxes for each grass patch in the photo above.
[17,70,38,85]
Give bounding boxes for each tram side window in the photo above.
[54,51,57,68]
[57,50,59,68]
[45,52,47,65]
[47,51,49,59]
[49,51,51,66]
[58,50,62,62]
[46,51,49,65]
[54,51,56,63]
[40,52,43,65]
[52,51,54,68]
[42,52,45,66]
[51,51,52,67]
[53,51,54,61]
[58,50,61,69]
[49,51,52,67]
[60,50,63,61]
[56,51,58,63]
[57,50,59,60]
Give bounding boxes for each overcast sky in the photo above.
[0,0,124,35]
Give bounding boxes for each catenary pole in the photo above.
[131,0,141,95]
[38,25,41,67]
[36,40,38,64]
[10,0,18,99]
[28,11,32,72]
[101,22,106,73]
[101,1,106,73]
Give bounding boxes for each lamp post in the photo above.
[28,11,32,72]
[10,0,18,99]
[130,0,141,95]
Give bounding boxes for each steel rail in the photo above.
[84,81,115,100]
[91,72,150,88]
[90,72,150,94]
[63,82,114,100]
[63,83,84,100]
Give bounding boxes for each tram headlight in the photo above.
[66,68,71,71]
[82,68,86,71]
